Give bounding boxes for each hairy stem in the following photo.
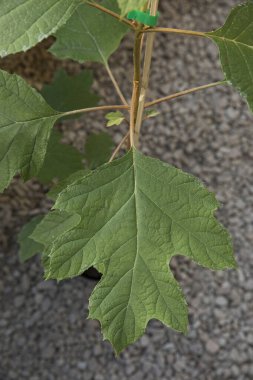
[62,104,129,117]
[86,1,134,29]
[105,63,129,106]
[143,27,206,37]
[129,29,143,146]
[134,0,160,147]
[109,132,130,162]
[145,81,227,108]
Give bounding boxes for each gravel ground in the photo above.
[1,0,253,379]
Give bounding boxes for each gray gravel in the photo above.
[1,0,253,379]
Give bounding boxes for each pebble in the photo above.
[205,340,220,354]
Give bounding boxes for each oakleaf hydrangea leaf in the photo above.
[117,0,148,16]
[105,111,125,127]
[41,69,99,119]
[18,215,44,263]
[46,148,235,353]
[0,0,82,57]
[206,1,253,112]
[0,69,61,192]
[37,130,84,184]
[84,132,114,169]
[51,0,129,64]
[47,170,89,201]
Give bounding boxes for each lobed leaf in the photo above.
[0,0,82,57]
[51,0,129,64]
[18,215,44,262]
[37,130,84,184]
[46,148,235,353]
[0,69,60,192]
[41,69,99,119]
[84,132,114,169]
[206,1,253,112]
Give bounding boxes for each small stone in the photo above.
[206,340,219,354]
[77,361,87,370]
[140,335,149,347]
[215,296,228,307]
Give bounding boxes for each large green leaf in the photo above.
[18,215,44,263]
[206,1,253,112]
[0,69,61,192]
[46,148,235,353]
[41,69,99,119]
[51,0,128,64]
[37,130,84,184]
[117,0,148,16]
[0,0,82,57]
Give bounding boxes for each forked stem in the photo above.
[133,0,160,147]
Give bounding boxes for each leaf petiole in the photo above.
[62,104,129,118]
[145,81,227,108]
[142,27,206,37]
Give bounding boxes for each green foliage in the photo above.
[0,0,82,57]
[18,216,44,263]
[51,0,129,64]
[0,69,60,192]
[47,170,89,201]
[45,149,235,353]
[117,0,148,16]
[207,2,253,112]
[84,132,114,169]
[37,130,84,184]
[0,0,243,354]
[105,111,125,127]
[41,69,99,118]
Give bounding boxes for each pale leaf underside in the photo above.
[0,0,82,57]
[51,0,128,64]
[0,69,61,191]
[46,149,235,353]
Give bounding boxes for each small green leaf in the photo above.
[144,109,160,119]
[18,216,44,263]
[0,69,60,192]
[84,132,114,169]
[105,111,125,127]
[46,148,235,353]
[0,0,82,57]
[41,69,99,119]
[37,130,84,184]
[206,1,253,112]
[47,170,89,201]
[51,0,129,64]
[117,0,148,16]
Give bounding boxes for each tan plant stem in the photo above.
[134,0,160,147]
[143,27,206,37]
[129,29,143,146]
[145,81,227,108]
[86,1,134,29]
[109,132,130,162]
[105,63,129,106]
[62,104,129,118]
